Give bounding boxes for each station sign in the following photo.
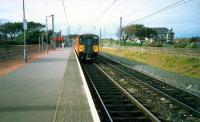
[23,19,27,30]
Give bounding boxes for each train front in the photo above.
[79,34,99,60]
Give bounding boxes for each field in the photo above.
[101,48,200,79]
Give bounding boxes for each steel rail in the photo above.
[99,55,200,117]
[100,55,200,98]
[82,62,160,121]
[94,63,161,122]
[82,64,114,122]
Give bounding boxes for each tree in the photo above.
[144,27,156,39]
[135,26,146,45]
[116,27,128,45]
[116,24,156,46]
[0,21,45,44]
[136,27,156,45]
[116,24,142,45]
[0,22,22,40]
[27,22,45,32]
[26,22,45,44]
[190,37,200,43]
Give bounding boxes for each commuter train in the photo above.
[74,34,99,60]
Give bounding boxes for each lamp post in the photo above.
[100,28,102,47]
[119,17,122,48]
[48,15,54,34]
[48,14,55,48]
[23,0,27,63]
[46,16,48,54]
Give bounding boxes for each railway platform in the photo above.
[0,48,99,122]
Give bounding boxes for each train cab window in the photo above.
[93,36,99,45]
[79,37,86,44]
[80,35,99,45]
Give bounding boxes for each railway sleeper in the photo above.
[103,100,132,105]
[94,83,114,85]
[101,96,127,100]
[109,110,143,114]
[109,111,147,118]
[105,104,134,107]
[106,105,139,111]
[103,99,129,102]
[112,117,151,122]
[98,92,122,96]
[95,85,116,88]
[93,80,112,82]
[97,91,121,94]
[94,81,113,83]
[97,88,119,91]
[96,85,117,88]
[100,94,125,98]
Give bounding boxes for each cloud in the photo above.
[0,0,199,37]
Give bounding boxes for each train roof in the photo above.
[79,33,99,37]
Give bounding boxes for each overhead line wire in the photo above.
[61,0,70,27]
[87,0,104,24]
[129,0,193,24]
[91,0,117,28]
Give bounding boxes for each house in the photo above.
[153,27,174,43]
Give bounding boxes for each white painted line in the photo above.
[74,50,101,122]
[52,79,64,122]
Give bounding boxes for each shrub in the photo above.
[148,41,163,47]
[0,40,23,48]
[190,42,200,49]
[174,40,187,48]
[190,37,200,43]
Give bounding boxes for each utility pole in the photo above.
[51,15,54,34]
[49,14,55,48]
[103,28,106,38]
[39,36,41,52]
[46,16,48,54]
[119,17,122,48]
[100,28,102,47]
[42,36,44,50]
[23,0,28,63]
[52,14,56,48]
[67,26,70,35]
[59,30,62,47]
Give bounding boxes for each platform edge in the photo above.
[74,49,101,122]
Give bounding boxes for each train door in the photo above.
[85,38,93,54]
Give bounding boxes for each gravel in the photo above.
[97,61,200,122]
[100,52,200,96]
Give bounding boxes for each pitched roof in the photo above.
[153,27,169,34]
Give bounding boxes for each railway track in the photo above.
[82,62,160,122]
[97,55,200,118]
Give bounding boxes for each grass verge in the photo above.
[101,48,200,79]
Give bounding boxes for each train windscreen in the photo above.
[79,35,99,45]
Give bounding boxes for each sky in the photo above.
[0,0,200,38]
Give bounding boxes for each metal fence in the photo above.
[0,45,51,60]
[125,46,200,57]
[103,45,200,57]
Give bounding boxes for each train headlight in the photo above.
[93,45,99,52]
[79,45,85,52]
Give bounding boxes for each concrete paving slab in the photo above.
[53,51,95,122]
[0,48,71,122]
